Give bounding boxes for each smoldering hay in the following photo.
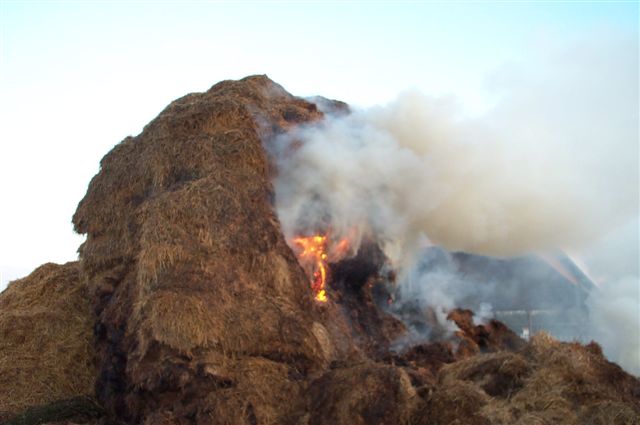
[272,33,639,373]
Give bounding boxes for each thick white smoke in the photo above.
[275,97,579,263]
[582,217,640,375]
[271,32,638,373]
[587,276,640,375]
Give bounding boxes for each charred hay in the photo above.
[327,240,407,359]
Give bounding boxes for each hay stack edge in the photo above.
[0,76,638,425]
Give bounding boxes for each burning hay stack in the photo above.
[71,75,353,424]
[1,76,638,425]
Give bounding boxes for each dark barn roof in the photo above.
[416,247,595,312]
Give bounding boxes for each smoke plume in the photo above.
[270,32,638,373]
[587,276,640,375]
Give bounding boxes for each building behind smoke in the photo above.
[416,247,595,341]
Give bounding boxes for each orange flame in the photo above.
[293,234,350,303]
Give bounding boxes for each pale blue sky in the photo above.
[0,1,638,288]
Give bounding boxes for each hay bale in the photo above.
[0,262,95,415]
[137,354,307,425]
[414,379,491,425]
[440,351,531,398]
[308,362,417,425]
[202,356,308,425]
[72,75,351,423]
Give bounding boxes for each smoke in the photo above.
[270,31,638,372]
[274,33,637,260]
[587,276,640,375]
[582,216,640,375]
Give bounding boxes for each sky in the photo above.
[0,1,638,290]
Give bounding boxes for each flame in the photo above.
[293,233,350,303]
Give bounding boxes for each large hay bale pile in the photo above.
[72,75,360,424]
[3,75,638,425]
[0,262,95,418]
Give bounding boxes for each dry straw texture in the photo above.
[70,75,640,425]
[411,333,640,425]
[72,75,353,424]
[5,75,638,425]
[0,262,95,416]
